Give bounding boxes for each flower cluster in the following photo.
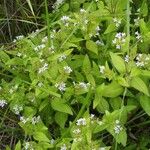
[73,128,81,134]
[9,85,18,94]
[76,118,86,126]
[134,17,140,26]
[135,53,149,67]
[135,31,143,42]
[114,120,123,134]
[13,105,23,115]
[112,32,126,49]
[95,40,104,46]
[64,66,72,74]
[99,65,105,74]
[0,99,7,108]
[20,116,40,125]
[78,82,90,90]
[55,82,66,92]
[58,54,67,62]
[80,9,86,14]
[124,55,130,63]
[95,26,101,36]
[61,16,70,26]
[34,44,45,52]
[113,18,121,27]
[38,63,48,74]
[13,35,24,42]
[60,144,67,150]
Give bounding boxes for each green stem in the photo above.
[44,0,51,46]
[126,0,130,54]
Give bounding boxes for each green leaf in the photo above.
[104,23,116,34]
[140,95,150,116]
[86,40,98,55]
[140,0,148,17]
[83,55,91,74]
[15,141,21,150]
[33,132,50,142]
[130,77,149,96]
[55,112,68,128]
[0,51,10,62]
[116,129,127,146]
[110,52,126,73]
[51,99,73,115]
[97,82,124,98]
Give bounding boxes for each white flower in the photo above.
[42,36,48,43]
[124,55,130,62]
[64,66,72,74]
[76,118,86,126]
[73,138,82,142]
[38,63,48,74]
[13,105,23,115]
[80,9,86,13]
[78,82,90,90]
[50,139,55,145]
[99,65,105,74]
[31,116,40,125]
[58,54,67,62]
[95,40,104,46]
[61,16,70,22]
[73,128,81,134]
[134,17,140,26]
[55,82,66,92]
[114,120,123,134]
[13,35,24,42]
[37,82,43,87]
[113,17,121,27]
[34,44,45,52]
[24,142,30,150]
[0,100,7,108]
[90,114,95,119]
[60,144,67,150]
[95,26,101,35]
[16,52,22,57]
[113,32,126,49]
[20,116,29,124]
[135,31,143,42]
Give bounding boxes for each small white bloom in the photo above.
[114,120,123,134]
[134,17,140,26]
[113,18,121,27]
[95,40,104,46]
[61,16,70,22]
[24,142,30,150]
[38,63,48,74]
[78,82,90,90]
[90,114,95,119]
[16,52,22,57]
[34,44,46,52]
[37,82,43,87]
[31,116,40,125]
[80,9,86,13]
[50,139,55,145]
[42,36,48,43]
[55,82,66,92]
[99,65,105,74]
[58,54,67,62]
[73,128,81,134]
[13,35,24,42]
[124,55,130,63]
[64,66,72,74]
[76,118,86,126]
[0,100,7,108]
[60,144,67,150]
[20,116,29,124]
[13,105,23,115]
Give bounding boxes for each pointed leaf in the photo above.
[130,77,149,96]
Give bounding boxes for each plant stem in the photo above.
[44,0,51,46]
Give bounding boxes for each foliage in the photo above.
[0,0,150,149]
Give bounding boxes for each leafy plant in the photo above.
[0,0,150,149]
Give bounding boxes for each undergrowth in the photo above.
[0,0,150,149]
